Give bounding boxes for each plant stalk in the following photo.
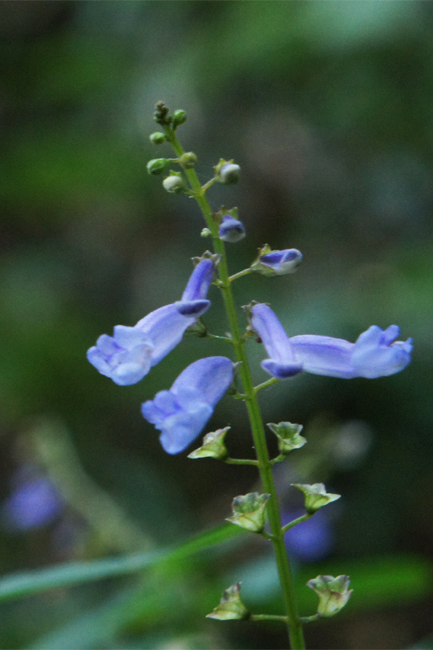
[163,126,306,650]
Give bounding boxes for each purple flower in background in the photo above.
[283,510,334,563]
[219,215,246,243]
[87,259,215,386]
[250,304,303,379]
[2,476,63,532]
[141,356,233,454]
[251,303,412,380]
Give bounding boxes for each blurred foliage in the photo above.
[0,1,433,648]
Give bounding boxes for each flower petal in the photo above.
[290,335,357,378]
[251,304,302,379]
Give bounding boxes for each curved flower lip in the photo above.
[251,302,412,380]
[141,356,234,454]
[250,304,303,379]
[219,215,246,243]
[87,259,215,386]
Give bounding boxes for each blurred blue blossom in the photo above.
[283,510,334,563]
[2,475,63,532]
[87,259,214,386]
[141,356,233,454]
[251,303,412,380]
[219,215,246,243]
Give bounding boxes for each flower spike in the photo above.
[87,259,215,386]
[141,357,234,454]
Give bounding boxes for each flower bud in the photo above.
[219,215,246,243]
[251,245,303,276]
[149,131,166,145]
[226,492,270,533]
[188,427,230,460]
[267,422,306,454]
[179,152,198,169]
[201,228,212,238]
[206,583,250,621]
[292,483,341,514]
[146,158,170,175]
[172,109,187,127]
[162,173,186,194]
[214,159,241,184]
[307,575,352,617]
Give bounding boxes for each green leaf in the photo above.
[0,523,245,603]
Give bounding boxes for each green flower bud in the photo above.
[214,159,241,185]
[179,152,198,169]
[149,131,166,145]
[206,583,250,621]
[267,422,306,454]
[153,101,171,125]
[172,109,187,127]
[292,483,341,514]
[188,427,230,460]
[226,492,270,533]
[162,173,186,194]
[307,575,352,617]
[146,158,170,175]
[201,227,212,238]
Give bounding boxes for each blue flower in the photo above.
[87,259,215,386]
[252,248,303,276]
[141,356,233,454]
[219,215,246,243]
[251,303,412,380]
[2,475,63,531]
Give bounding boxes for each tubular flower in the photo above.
[250,303,412,380]
[141,357,234,454]
[87,259,215,386]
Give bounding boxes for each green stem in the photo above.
[229,268,253,283]
[225,457,259,467]
[163,124,306,650]
[255,377,279,394]
[251,615,289,623]
[281,513,312,534]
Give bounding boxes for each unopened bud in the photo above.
[149,131,166,145]
[147,158,170,175]
[179,152,198,169]
[215,159,241,185]
[219,215,246,243]
[307,575,352,617]
[162,173,186,194]
[251,245,303,276]
[172,110,187,127]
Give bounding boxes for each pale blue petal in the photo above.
[290,335,358,378]
[181,259,214,302]
[171,356,234,405]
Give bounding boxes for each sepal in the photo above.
[172,109,187,128]
[267,422,306,454]
[179,152,198,169]
[292,483,341,514]
[307,575,352,617]
[188,427,230,460]
[226,492,270,533]
[206,583,250,621]
[191,250,222,268]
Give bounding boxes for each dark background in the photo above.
[0,2,432,648]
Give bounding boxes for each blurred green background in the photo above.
[0,2,432,648]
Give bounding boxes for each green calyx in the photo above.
[292,483,341,514]
[226,492,270,533]
[206,583,250,621]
